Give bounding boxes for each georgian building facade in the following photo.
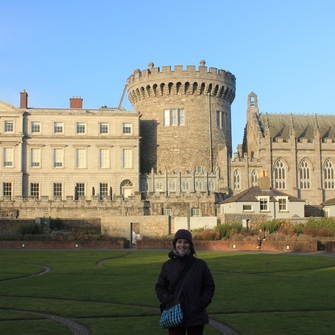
[0,92,140,201]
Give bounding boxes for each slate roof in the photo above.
[322,197,335,206]
[220,186,305,204]
[258,113,335,141]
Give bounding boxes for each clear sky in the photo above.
[1,0,335,151]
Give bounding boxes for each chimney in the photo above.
[70,96,83,108]
[20,90,28,108]
[258,170,271,190]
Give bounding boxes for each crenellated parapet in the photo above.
[127,60,236,105]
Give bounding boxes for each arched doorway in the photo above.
[120,179,133,199]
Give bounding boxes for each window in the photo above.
[251,169,258,186]
[76,149,86,168]
[75,183,85,199]
[260,197,268,211]
[122,123,132,134]
[195,165,205,174]
[216,111,226,129]
[54,122,64,134]
[4,120,13,132]
[4,148,14,167]
[181,181,190,191]
[156,182,163,192]
[243,205,253,211]
[163,208,172,216]
[122,149,132,168]
[208,181,215,191]
[54,148,63,167]
[99,183,108,199]
[274,159,286,189]
[31,121,41,133]
[100,123,108,134]
[169,181,176,191]
[31,148,41,167]
[30,183,39,198]
[324,159,335,189]
[195,181,203,191]
[163,109,185,126]
[299,159,311,189]
[233,170,240,190]
[100,149,109,168]
[191,208,200,216]
[278,198,287,211]
[3,182,12,197]
[76,122,86,134]
[53,183,62,197]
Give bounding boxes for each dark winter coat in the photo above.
[155,251,215,328]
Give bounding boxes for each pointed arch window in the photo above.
[274,160,286,189]
[299,159,311,189]
[251,169,258,186]
[324,159,335,189]
[233,170,240,190]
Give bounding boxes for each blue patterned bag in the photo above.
[159,299,183,329]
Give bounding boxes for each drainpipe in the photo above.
[208,94,213,172]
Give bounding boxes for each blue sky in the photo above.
[1,0,335,151]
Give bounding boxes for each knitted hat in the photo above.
[173,229,193,245]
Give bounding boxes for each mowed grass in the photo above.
[0,250,335,334]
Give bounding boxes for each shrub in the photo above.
[17,222,44,236]
[193,229,220,240]
[215,223,242,239]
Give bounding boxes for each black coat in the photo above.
[155,251,215,327]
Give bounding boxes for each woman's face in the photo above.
[175,238,190,256]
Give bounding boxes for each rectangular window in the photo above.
[100,123,108,134]
[191,208,200,217]
[30,183,39,198]
[164,110,170,126]
[4,121,13,132]
[164,109,185,126]
[243,205,253,211]
[54,148,63,167]
[76,149,86,168]
[100,149,109,168]
[75,183,85,199]
[76,122,86,134]
[122,149,132,168]
[3,182,12,197]
[171,109,177,125]
[53,183,62,197]
[279,198,287,211]
[100,183,108,199]
[163,208,172,216]
[54,122,64,133]
[178,109,184,125]
[4,148,14,167]
[216,111,220,128]
[31,148,41,167]
[260,197,268,211]
[31,121,41,133]
[122,123,132,134]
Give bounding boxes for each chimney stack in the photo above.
[70,96,83,108]
[258,170,271,190]
[20,90,28,108]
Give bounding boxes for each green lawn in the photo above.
[0,249,334,334]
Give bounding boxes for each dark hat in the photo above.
[173,229,193,244]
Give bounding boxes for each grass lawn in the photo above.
[0,249,334,334]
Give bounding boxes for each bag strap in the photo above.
[170,258,197,297]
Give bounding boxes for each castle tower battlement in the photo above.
[127,61,235,184]
[127,60,236,105]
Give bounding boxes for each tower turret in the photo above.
[127,61,236,174]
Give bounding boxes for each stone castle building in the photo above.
[0,61,334,223]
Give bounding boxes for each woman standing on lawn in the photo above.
[155,229,215,335]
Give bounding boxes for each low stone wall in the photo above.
[136,239,330,253]
[0,240,127,249]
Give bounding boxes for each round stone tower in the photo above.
[127,60,236,175]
